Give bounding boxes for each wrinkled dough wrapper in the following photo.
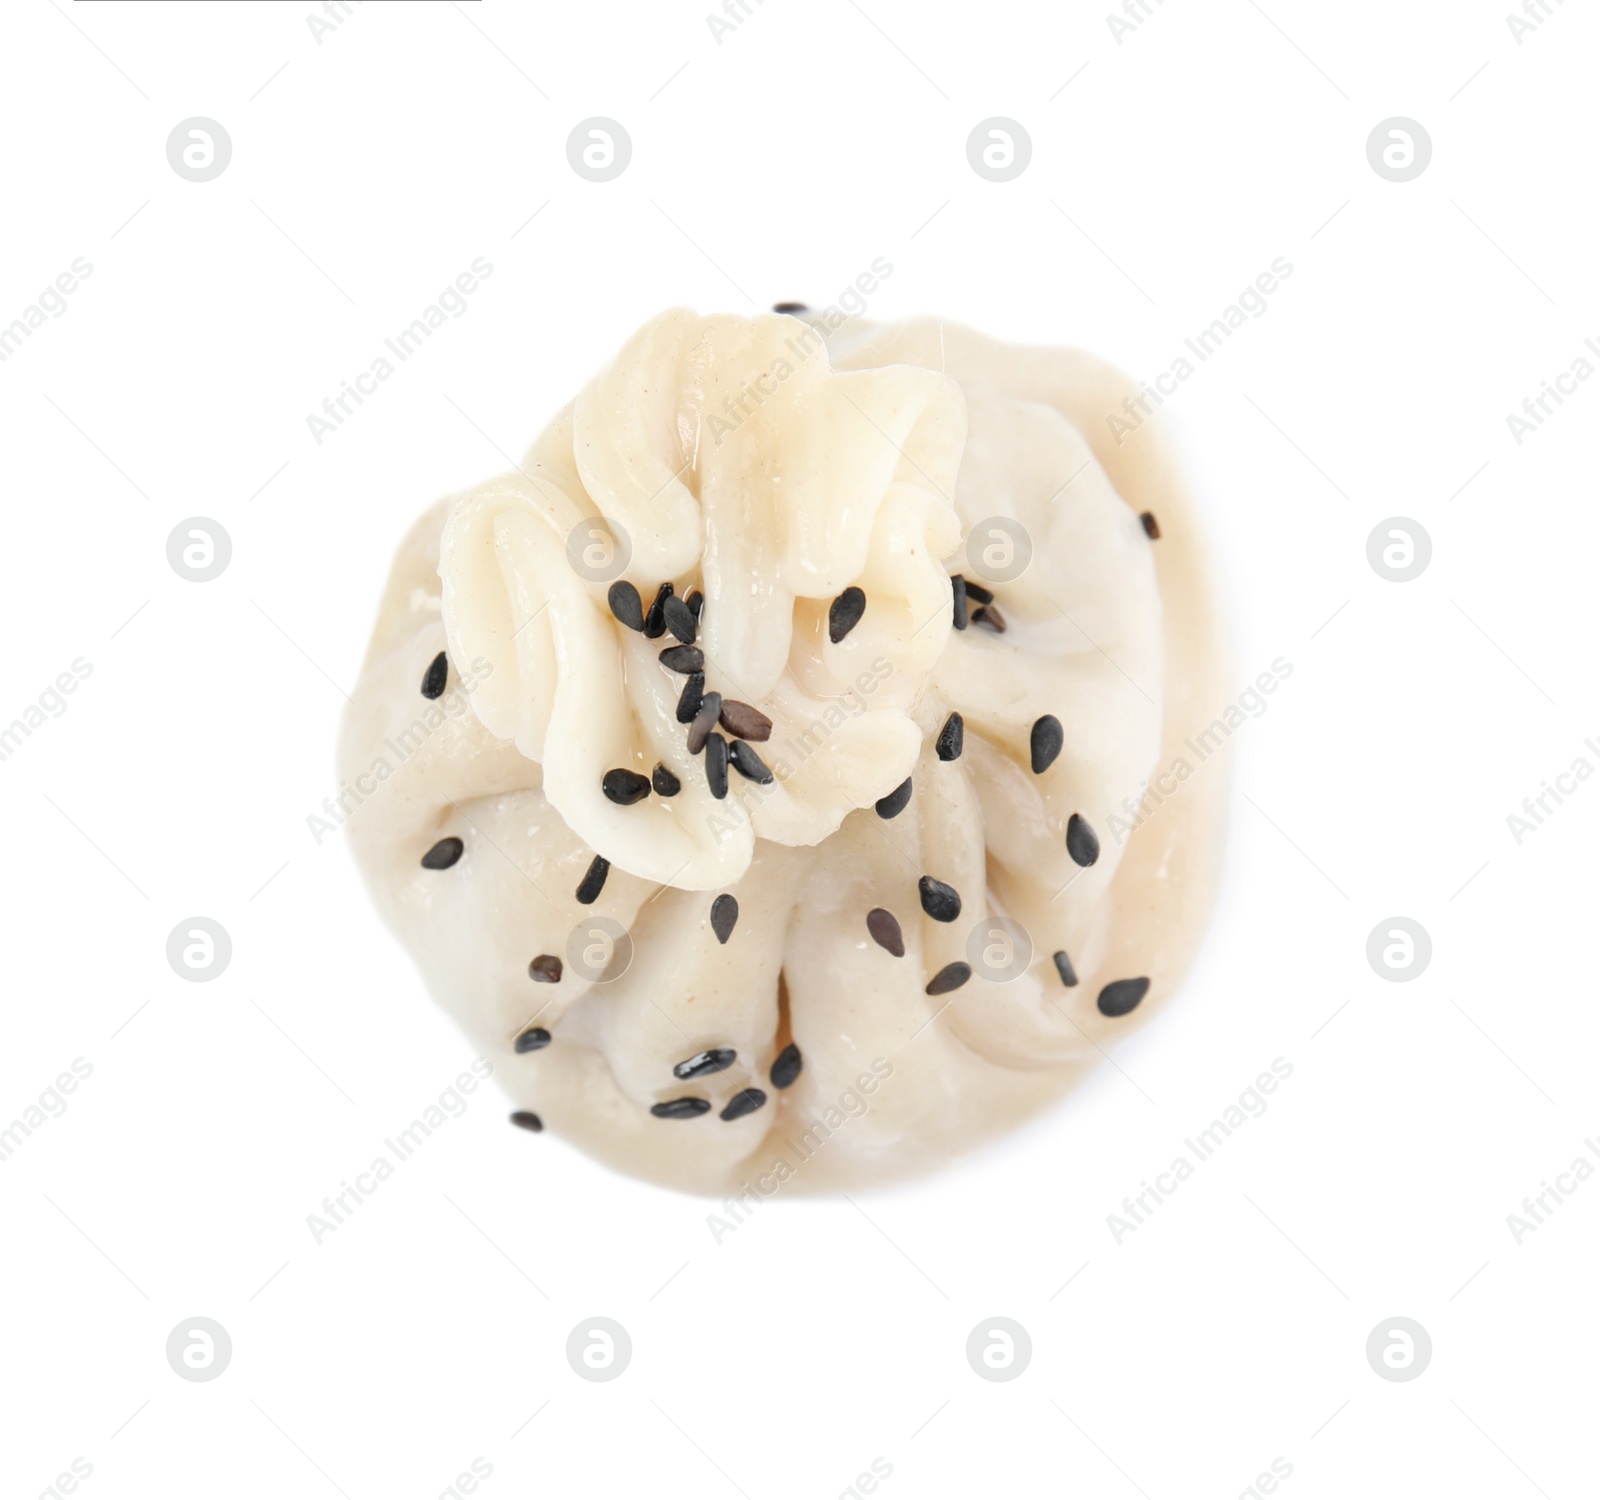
[341,311,1228,1194]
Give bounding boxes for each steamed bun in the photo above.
[340,309,1228,1194]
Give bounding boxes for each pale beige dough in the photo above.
[340,310,1230,1194]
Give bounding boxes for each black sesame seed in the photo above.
[674,1048,736,1080]
[720,1087,767,1121]
[710,894,738,943]
[421,651,448,699]
[925,962,972,996]
[705,733,729,799]
[866,907,905,956]
[676,673,705,724]
[936,712,964,762]
[509,1110,544,1132]
[972,603,1007,632]
[770,1042,802,1089]
[643,582,674,639]
[652,763,681,797]
[1140,511,1161,540]
[659,644,704,674]
[962,578,994,605]
[1052,950,1079,987]
[719,699,772,742]
[1030,715,1064,774]
[652,1097,712,1119]
[528,955,563,983]
[687,691,722,753]
[662,594,697,644]
[1097,976,1150,1017]
[1066,814,1100,867]
[951,574,968,631]
[421,837,464,870]
[608,581,645,631]
[602,768,651,805]
[772,302,809,313]
[918,876,962,923]
[829,586,867,644]
[687,589,705,620]
[514,1027,552,1053]
[576,854,609,904]
[875,777,913,819]
[729,740,773,784]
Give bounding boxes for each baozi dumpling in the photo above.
[340,308,1229,1194]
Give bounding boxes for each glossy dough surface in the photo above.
[340,310,1229,1194]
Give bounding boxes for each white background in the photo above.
[2,1,1596,1497]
